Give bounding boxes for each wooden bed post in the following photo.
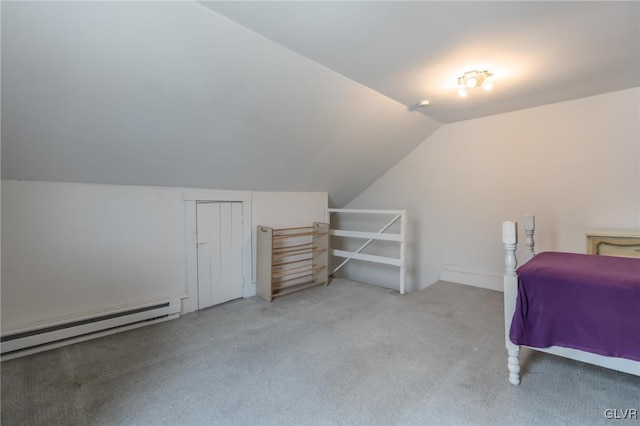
[502,221,521,385]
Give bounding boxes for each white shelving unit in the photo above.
[324,209,407,294]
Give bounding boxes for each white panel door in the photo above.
[196,202,244,309]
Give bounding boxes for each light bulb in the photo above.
[483,79,493,91]
[466,77,477,88]
[458,87,468,97]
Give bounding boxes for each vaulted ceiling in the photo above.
[204,1,640,123]
[2,2,638,206]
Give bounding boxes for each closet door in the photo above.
[196,202,244,309]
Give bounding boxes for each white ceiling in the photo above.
[203,1,640,123]
[2,1,638,207]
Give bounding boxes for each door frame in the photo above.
[183,189,252,314]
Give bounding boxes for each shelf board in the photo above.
[272,257,313,268]
[272,231,328,239]
[273,242,313,253]
[271,264,326,279]
[272,280,325,298]
[273,226,315,232]
[272,247,326,261]
[272,272,314,285]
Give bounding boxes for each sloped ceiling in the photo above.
[2,1,638,207]
[1,1,439,207]
[204,1,640,123]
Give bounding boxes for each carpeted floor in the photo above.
[1,279,638,425]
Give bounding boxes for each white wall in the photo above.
[342,88,640,292]
[1,180,327,333]
[1,180,186,332]
[252,192,328,231]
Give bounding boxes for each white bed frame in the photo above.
[502,215,640,385]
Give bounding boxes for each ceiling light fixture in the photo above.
[457,70,493,97]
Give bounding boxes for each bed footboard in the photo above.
[502,220,521,385]
[502,215,535,385]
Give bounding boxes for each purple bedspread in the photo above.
[509,252,640,361]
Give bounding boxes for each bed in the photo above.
[501,215,640,385]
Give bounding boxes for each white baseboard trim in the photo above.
[439,265,503,292]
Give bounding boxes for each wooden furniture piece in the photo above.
[502,216,640,385]
[586,231,640,258]
[257,223,329,301]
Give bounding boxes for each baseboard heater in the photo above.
[1,299,181,360]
